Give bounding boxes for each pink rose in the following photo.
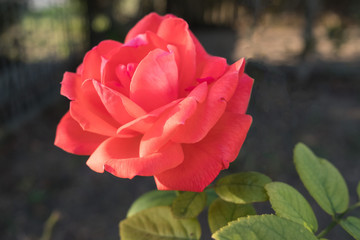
[55,13,253,192]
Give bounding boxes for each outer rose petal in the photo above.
[154,113,252,192]
[81,47,102,81]
[60,72,82,100]
[171,59,245,143]
[226,73,254,114]
[70,80,119,136]
[55,112,107,155]
[76,63,83,75]
[86,136,184,178]
[130,49,178,112]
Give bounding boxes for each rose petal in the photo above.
[97,40,123,59]
[115,63,137,95]
[60,72,82,100]
[171,59,245,143]
[81,47,102,81]
[116,99,182,135]
[190,31,208,57]
[116,82,208,155]
[86,136,184,178]
[196,56,227,80]
[130,49,178,112]
[105,142,184,178]
[81,40,123,85]
[191,31,228,81]
[92,80,146,125]
[139,96,198,157]
[124,33,148,47]
[186,81,208,103]
[76,63,83,75]
[101,33,169,92]
[226,73,254,114]
[105,31,168,69]
[103,40,150,68]
[86,136,139,173]
[157,17,196,94]
[154,113,252,192]
[138,82,207,156]
[55,112,107,155]
[69,80,119,136]
[125,13,173,43]
[146,30,169,49]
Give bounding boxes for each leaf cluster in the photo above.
[120,143,360,240]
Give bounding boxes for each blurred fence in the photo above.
[0,0,87,135]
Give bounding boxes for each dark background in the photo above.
[1,0,360,239]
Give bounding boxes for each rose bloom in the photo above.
[55,13,253,192]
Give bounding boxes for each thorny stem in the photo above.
[316,202,360,239]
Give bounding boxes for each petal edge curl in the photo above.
[54,112,107,155]
[86,136,184,178]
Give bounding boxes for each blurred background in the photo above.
[0,0,359,239]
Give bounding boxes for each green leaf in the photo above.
[172,191,207,219]
[265,182,318,232]
[127,190,177,217]
[340,216,360,240]
[294,143,349,215]
[205,188,218,206]
[120,206,201,240]
[357,182,360,200]
[212,215,318,240]
[214,172,271,204]
[208,198,256,234]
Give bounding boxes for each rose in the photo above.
[54,12,253,192]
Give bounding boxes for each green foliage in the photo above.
[127,190,177,217]
[172,191,207,219]
[120,206,201,240]
[214,172,271,204]
[120,143,360,240]
[340,217,360,240]
[208,198,256,234]
[294,143,349,215]
[357,182,360,200]
[265,182,318,232]
[212,215,318,240]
